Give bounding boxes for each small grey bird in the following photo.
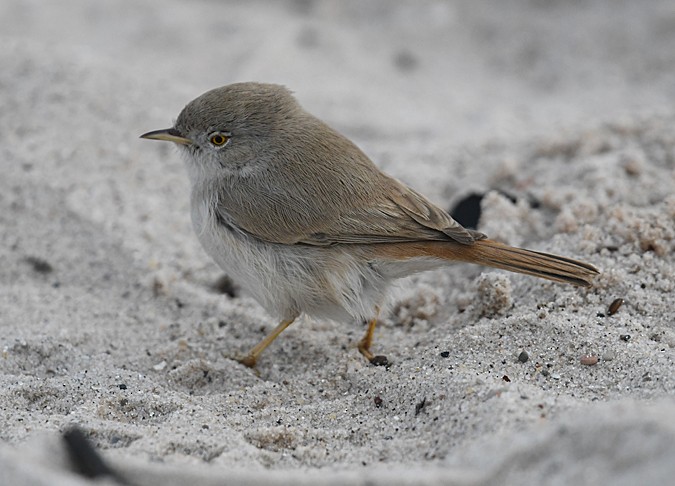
[141,83,598,367]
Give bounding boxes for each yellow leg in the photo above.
[358,317,378,361]
[358,307,388,366]
[238,317,297,368]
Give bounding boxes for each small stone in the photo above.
[370,355,389,367]
[415,397,427,416]
[374,396,383,408]
[23,256,54,274]
[152,360,167,371]
[580,355,599,366]
[608,298,624,316]
[449,193,484,230]
[118,384,127,390]
[619,334,631,342]
[622,155,643,176]
[602,351,615,361]
[517,351,529,363]
[439,351,450,358]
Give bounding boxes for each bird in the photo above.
[140,82,599,367]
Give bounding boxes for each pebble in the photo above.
[415,397,427,416]
[580,355,599,366]
[608,298,624,316]
[23,256,54,274]
[153,360,167,371]
[370,355,389,367]
[517,351,529,363]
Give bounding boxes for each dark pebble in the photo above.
[24,256,53,274]
[118,384,127,390]
[440,351,450,358]
[608,298,624,316]
[517,351,529,363]
[374,396,383,408]
[370,355,389,367]
[620,334,631,342]
[450,191,538,230]
[415,397,427,416]
[502,375,511,382]
[449,193,483,229]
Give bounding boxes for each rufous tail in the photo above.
[377,239,600,287]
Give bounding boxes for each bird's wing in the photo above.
[296,179,484,246]
[215,171,484,247]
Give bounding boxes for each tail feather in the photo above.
[462,239,599,287]
[373,239,600,287]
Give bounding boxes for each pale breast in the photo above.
[190,191,389,324]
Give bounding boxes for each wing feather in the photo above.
[212,115,484,247]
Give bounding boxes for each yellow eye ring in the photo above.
[209,132,230,146]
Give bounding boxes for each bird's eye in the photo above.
[209,132,230,147]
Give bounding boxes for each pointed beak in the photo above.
[140,128,192,145]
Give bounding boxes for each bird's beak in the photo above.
[140,128,192,145]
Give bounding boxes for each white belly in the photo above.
[190,198,387,323]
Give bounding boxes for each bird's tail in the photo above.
[373,239,600,287]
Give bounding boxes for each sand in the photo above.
[1,1,674,484]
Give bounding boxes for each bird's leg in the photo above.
[238,317,297,368]
[358,307,389,366]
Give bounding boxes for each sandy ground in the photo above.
[1,1,674,484]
